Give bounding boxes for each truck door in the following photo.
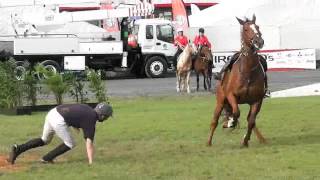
[141,24,156,53]
[154,24,176,57]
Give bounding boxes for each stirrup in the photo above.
[213,72,222,80]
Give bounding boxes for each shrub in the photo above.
[87,69,107,103]
[23,69,39,106]
[0,58,24,108]
[35,64,70,105]
[64,72,88,103]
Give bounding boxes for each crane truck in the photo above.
[0,0,177,79]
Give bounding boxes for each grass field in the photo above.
[0,95,320,180]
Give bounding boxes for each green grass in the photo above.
[0,95,320,180]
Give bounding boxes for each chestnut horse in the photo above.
[208,15,267,147]
[176,44,194,93]
[194,46,213,91]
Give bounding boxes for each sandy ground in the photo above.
[0,155,26,173]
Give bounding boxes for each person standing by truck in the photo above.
[173,28,188,69]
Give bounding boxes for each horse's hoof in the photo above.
[259,138,267,144]
[241,141,249,148]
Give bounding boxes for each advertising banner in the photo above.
[212,49,317,72]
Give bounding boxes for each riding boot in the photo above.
[213,60,231,80]
[174,49,183,69]
[8,138,45,164]
[42,143,71,163]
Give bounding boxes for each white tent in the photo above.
[188,0,320,51]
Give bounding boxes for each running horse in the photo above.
[176,44,194,93]
[194,46,213,91]
[208,14,267,147]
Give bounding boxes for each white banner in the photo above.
[212,49,317,72]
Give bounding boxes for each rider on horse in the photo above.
[173,28,189,69]
[193,28,213,67]
[213,50,270,96]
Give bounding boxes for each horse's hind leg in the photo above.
[253,127,266,144]
[242,101,262,147]
[245,107,266,144]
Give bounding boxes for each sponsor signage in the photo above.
[212,49,317,72]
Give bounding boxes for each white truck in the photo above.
[0,1,177,78]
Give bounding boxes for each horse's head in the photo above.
[199,46,212,61]
[236,14,264,50]
[185,43,195,55]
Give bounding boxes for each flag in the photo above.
[172,0,189,31]
[101,0,119,32]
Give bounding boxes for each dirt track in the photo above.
[0,155,25,172]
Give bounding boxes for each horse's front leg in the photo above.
[196,73,200,91]
[208,101,224,146]
[203,72,208,90]
[226,94,240,128]
[176,72,181,92]
[242,101,263,147]
[186,71,191,93]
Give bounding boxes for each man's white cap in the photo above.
[177,28,183,32]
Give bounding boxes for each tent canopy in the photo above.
[188,0,320,51]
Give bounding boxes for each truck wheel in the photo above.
[38,60,61,80]
[14,61,29,80]
[145,56,167,78]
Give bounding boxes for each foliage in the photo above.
[23,69,39,106]
[0,58,24,108]
[87,69,107,102]
[0,95,320,179]
[35,64,70,105]
[64,72,88,103]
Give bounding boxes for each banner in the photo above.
[101,0,119,32]
[172,0,188,31]
[212,49,317,72]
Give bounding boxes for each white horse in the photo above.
[176,44,195,93]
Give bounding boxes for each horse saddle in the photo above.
[227,52,267,72]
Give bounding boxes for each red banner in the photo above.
[172,0,189,31]
[101,0,119,32]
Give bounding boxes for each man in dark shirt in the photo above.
[7,103,113,165]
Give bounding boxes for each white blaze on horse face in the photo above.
[250,24,258,35]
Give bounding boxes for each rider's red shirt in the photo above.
[174,35,188,47]
[193,35,212,48]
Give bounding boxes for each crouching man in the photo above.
[7,103,113,165]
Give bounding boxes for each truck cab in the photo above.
[131,19,177,78]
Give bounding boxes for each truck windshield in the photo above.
[156,24,174,43]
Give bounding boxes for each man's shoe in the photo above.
[40,158,54,164]
[7,144,18,164]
